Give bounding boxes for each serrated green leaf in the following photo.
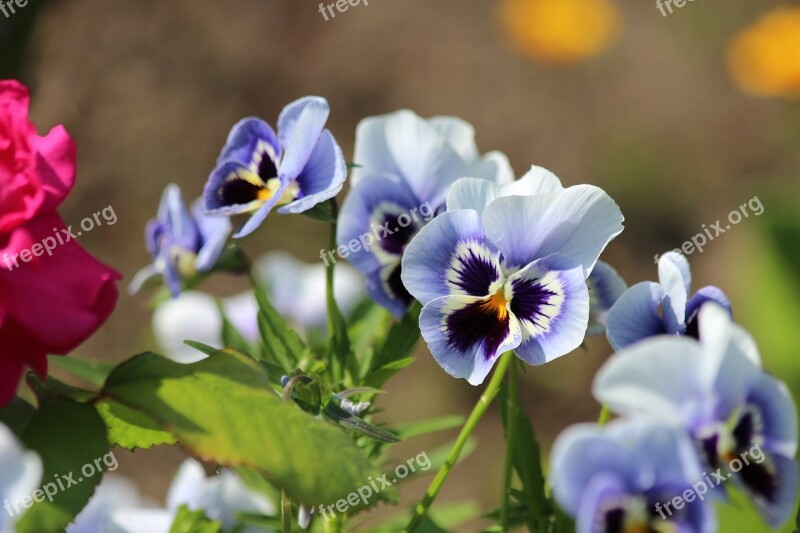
[96,399,177,450]
[101,350,378,505]
[16,398,109,533]
[48,356,115,387]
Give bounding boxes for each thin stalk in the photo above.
[598,404,612,426]
[281,490,292,533]
[500,359,519,531]
[406,351,515,533]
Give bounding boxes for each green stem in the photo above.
[325,199,340,344]
[598,404,612,426]
[406,351,515,533]
[281,490,292,533]
[501,360,519,531]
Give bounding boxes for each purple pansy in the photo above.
[129,184,231,297]
[594,304,798,528]
[337,110,514,317]
[204,96,346,238]
[401,169,624,384]
[605,251,731,350]
[550,419,715,533]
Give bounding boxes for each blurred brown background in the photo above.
[4,0,799,530]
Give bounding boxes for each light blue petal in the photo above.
[216,117,281,167]
[549,423,634,516]
[482,185,624,273]
[336,172,421,279]
[605,281,665,350]
[419,294,522,385]
[365,265,411,318]
[695,304,761,419]
[593,336,707,426]
[586,260,628,336]
[352,110,468,207]
[510,254,589,365]
[686,286,732,327]
[278,129,346,214]
[658,252,691,334]
[401,210,496,305]
[277,96,330,181]
[428,117,514,183]
[575,473,629,533]
[446,166,564,216]
[744,372,798,458]
[191,199,231,272]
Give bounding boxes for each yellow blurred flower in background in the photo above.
[727,7,800,98]
[499,0,623,65]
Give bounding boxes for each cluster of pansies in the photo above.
[550,254,798,532]
[0,76,796,533]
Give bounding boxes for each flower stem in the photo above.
[500,359,518,531]
[406,351,515,533]
[281,490,292,533]
[598,404,612,426]
[324,198,346,381]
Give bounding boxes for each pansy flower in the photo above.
[550,419,714,533]
[446,168,628,337]
[337,110,514,317]
[129,184,231,297]
[605,251,731,350]
[204,97,346,238]
[400,169,624,384]
[594,304,798,528]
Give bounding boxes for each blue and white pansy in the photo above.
[605,251,731,349]
[129,184,231,297]
[401,168,624,384]
[445,167,628,337]
[337,110,514,317]
[594,304,798,528]
[550,419,714,533]
[204,96,347,238]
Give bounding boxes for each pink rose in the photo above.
[0,80,119,405]
[0,80,76,233]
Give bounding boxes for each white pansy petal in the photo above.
[657,252,690,333]
[153,292,221,363]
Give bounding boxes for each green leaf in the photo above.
[0,396,35,436]
[169,504,222,533]
[499,383,549,532]
[364,357,416,389]
[182,340,219,357]
[48,356,115,387]
[16,398,110,533]
[96,399,177,450]
[101,350,379,505]
[255,289,305,370]
[220,305,253,355]
[394,415,465,440]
